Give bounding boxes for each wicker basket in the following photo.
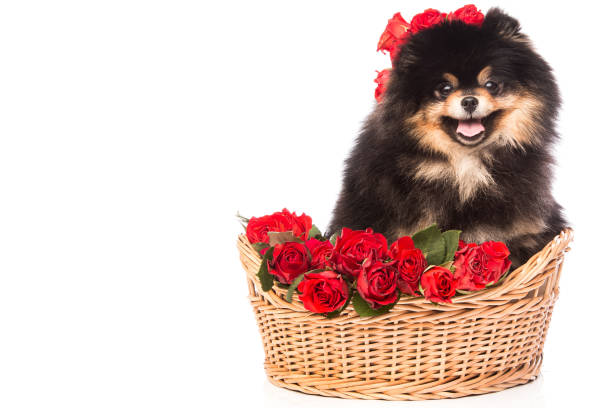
[237,228,573,401]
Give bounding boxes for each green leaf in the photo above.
[308,224,322,240]
[268,231,302,246]
[441,230,461,263]
[257,247,275,291]
[286,273,305,303]
[324,310,342,319]
[351,291,399,317]
[329,231,340,246]
[252,242,269,254]
[306,268,327,274]
[236,212,250,225]
[439,261,454,270]
[412,224,445,265]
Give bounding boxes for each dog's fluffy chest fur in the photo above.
[414,154,494,203]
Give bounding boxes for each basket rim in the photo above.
[238,228,573,317]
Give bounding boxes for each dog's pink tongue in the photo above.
[457,119,485,137]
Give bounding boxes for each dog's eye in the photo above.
[485,80,499,94]
[436,82,454,98]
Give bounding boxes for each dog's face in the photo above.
[385,9,559,155]
[431,66,532,148]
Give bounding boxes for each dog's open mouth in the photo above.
[457,119,484,137]
[442,111,502,146]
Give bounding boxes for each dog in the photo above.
[328,8,566,266]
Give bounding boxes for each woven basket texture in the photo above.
[238,228,573,400]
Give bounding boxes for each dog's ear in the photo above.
[483,8,523,40]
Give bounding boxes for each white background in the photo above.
[0,0,610,407]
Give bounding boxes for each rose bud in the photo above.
[390,236,426,296]
[331,227,388,279]
[267,242,310,284]
[420,266,456,303]
[305,239,334,270]
[356,258,399,309]
[298,271,349,314]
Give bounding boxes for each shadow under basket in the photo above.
[237,229,573,401]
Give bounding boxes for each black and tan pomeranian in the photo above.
[329,8,566,266]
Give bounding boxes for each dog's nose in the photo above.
[461,96,479,113]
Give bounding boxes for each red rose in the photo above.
[374,69,392,103]
[305,239,334,270]
[410,9,447,34]
[453,244,489,290]
[420,266,456,303]
[298,271,349,313]
[331,227,388,279]
[280,208,312,241]
[246,212,292,244]
[389,236,414,257]
[267,242,310,284]
[480,241,512,283]
[356,258,399,309]
[453,241,512,290]
[377,12,410,52]
[390,236,426,296]
[246,209,312,244]
[481,240,510,260]
[377,12,410,63]
[447,4,484,26]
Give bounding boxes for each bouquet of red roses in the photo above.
[238,209,511,317]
